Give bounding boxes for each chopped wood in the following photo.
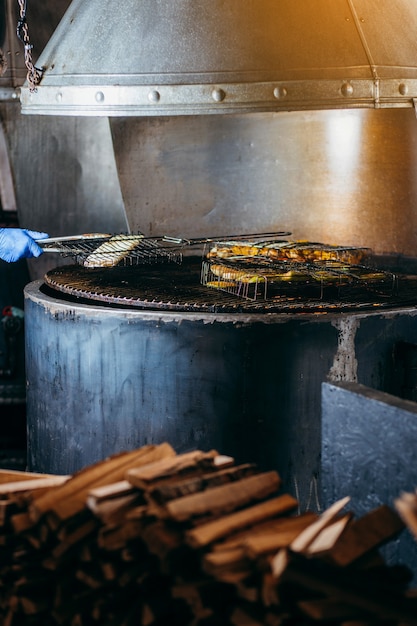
[0,474,70,497]
[10,511,35,534]
[395,490,417,541]
[186,493,297,548]
[328,505,405,567]
[271,550,417,624]
[30,443,175,522]
[171,583,213,622]
[203,546,247,571]
[52,518,99,559]
[140,519,183,560]
[147,463,258,505]
[0,500,18,526]
[0,469,54,485]
[244,514,320,558]
[212,511,317,553]
[126,449,228,489]
[304,513,353,556]
[166,471,282,523]
[86,492,142,525]
[0,443,415,626]
[290,495,351,553]
[87,480,136,504]
[97,518,146,551]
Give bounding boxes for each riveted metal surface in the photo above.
[20,0,417,115]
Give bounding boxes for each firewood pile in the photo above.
[0,443,417,625]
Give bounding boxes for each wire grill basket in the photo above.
[38,233,183,267]
[201,244,398,301]
[38,231,291,269]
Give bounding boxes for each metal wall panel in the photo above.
[110,108,417,257]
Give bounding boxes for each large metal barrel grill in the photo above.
[15,0,417,511]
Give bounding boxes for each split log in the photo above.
[30,443,175,523]
[271,549,417,624]
[165,471,282,523]
[290,496,351,553]
[395,490,417,541]
[328,505,405,567]
[187,493,297,548]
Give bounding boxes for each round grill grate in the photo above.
[42,260,417,314]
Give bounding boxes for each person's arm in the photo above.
[0,228,49,262]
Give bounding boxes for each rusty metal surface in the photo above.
[20,0,417,115]
[42,261,417,314]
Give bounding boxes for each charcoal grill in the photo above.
[14,0,417,520]
[25,265,417,511]
[42,259,417,314]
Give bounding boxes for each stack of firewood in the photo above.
[0,443,416,625]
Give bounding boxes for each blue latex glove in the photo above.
[0,228,49,263]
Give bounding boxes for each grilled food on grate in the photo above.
[202,240,396,301]
[207,240,371,265]
[83,234,148,268]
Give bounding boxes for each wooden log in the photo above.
[290,496,351,553]
[147,463,257,505]
[52,518,99,560]
[10,511,36,535]
[329,505,405,567]
[203,554,252,584]
[271,550,417,624]
[87,480,136,505]
[186,493,296,548]
[171,583,213,622]
[244,513,320,558]
[211,512,317,553]
[30,443,175,523]
[97,518,146,551]
[394,491,417,540]
[141,519,183,559]
[166,471,282,524]
[0,501,19,526]
[203,547,247,571]
[0,475,69,498]
[0,469,55,485]
[86,493,143,525]
[126,450,232,490]
[304,513,353,556]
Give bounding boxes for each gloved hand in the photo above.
[0,228,49,263]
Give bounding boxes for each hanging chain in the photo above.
[16,0,42,91]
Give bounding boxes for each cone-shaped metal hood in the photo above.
[20,0,417,116]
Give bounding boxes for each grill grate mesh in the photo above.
[42,260,417,314]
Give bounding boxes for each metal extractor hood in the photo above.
[20,0,417,116]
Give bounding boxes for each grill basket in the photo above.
[201,240,398,301]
